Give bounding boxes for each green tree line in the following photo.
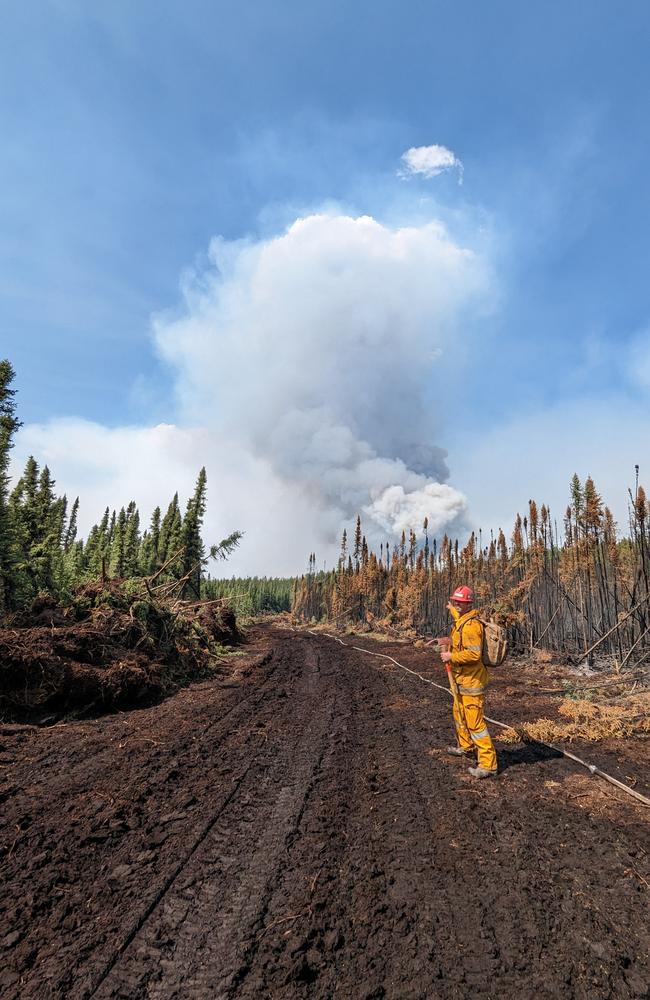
[204,575,295,614]
[0,361,240,612]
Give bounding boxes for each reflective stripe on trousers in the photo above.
[452,693,497,772]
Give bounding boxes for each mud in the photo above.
[1,626,649,999]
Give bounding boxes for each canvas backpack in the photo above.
[458,615,508,667]
[478,617,508,667]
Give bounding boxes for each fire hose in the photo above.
[304,628,650,809]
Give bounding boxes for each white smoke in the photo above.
[14,210,489,574]
[154,212,486,552]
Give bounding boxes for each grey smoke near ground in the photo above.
[153,212,488,554]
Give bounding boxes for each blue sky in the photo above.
[3,1,650,570]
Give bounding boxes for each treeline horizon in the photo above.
[0,361,240,612]
[204,576,295,614]
[5,356,650,665]
[294,474,650,666]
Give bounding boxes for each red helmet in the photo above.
[450,585,473,604]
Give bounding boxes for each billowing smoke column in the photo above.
[155,212,485,554]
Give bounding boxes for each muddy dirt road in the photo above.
[1,627,649,999]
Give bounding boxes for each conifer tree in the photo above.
[123,501,141,577]
[12,456,39,542]
[8,457,40,602]
[584,476,603,534]
[150,506,161,566]
[0,361,21,610]
[339,529,348,571]
[64,497,79,551]
[159,493,182,566]
[34,466,63,593]
[110,507,127,578]
[180,468,207,597]
[63,538,85,589]
[353,515,362,572]
[83,506,111,576]
[570,473,583,528]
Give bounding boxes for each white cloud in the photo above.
[399,144,464,182]
[14,211,489,574]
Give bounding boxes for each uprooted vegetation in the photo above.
[0,582,241,720]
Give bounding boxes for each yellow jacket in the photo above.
[449,607,489,694]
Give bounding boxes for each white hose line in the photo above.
[305,629,650,809]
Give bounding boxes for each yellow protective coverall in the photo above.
[449,607,497,772]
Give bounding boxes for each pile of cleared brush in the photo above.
[0,582,241,720]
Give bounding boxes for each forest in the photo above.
[293,483,650,667]
[0,360,241,611]
[4,356,650,672]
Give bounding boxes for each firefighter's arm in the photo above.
[450,620,483,665]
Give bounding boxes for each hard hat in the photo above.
[450,585,473,603]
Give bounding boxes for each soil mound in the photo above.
[0,583,241,720]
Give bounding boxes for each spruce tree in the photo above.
[339,529,348,571]
[159,493,181,566]
[7,457,40,603]
[64,497,79,551]
[84,511,106,577]
[123,502,141,577]
[570,474,583,524]
[33,466,63,593]
[180,468,207,597]
[139,509,160,578]
[0,361,21,610]
[353,515,362,572]
[110,507,127,578]
[149,506,161,566]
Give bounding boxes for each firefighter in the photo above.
[440,585,498,778]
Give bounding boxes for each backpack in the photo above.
[458,615,508,667]
[478,617,508,667]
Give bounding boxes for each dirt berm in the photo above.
[0,584,240,720]
[1,626,649,998]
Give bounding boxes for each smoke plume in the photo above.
[154,212,485,558]
[14,211,489,574]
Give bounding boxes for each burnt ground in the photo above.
[1,626,649,1000]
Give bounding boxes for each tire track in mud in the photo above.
[2,627,650,1000]
[6,647,281,801]
[82,641,309,1000]
[204,639,472,1000]
[319,638,650,1000]
[91,641,339,999]
[0,635,289,999]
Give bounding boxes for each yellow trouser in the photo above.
[453,692,497,772]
